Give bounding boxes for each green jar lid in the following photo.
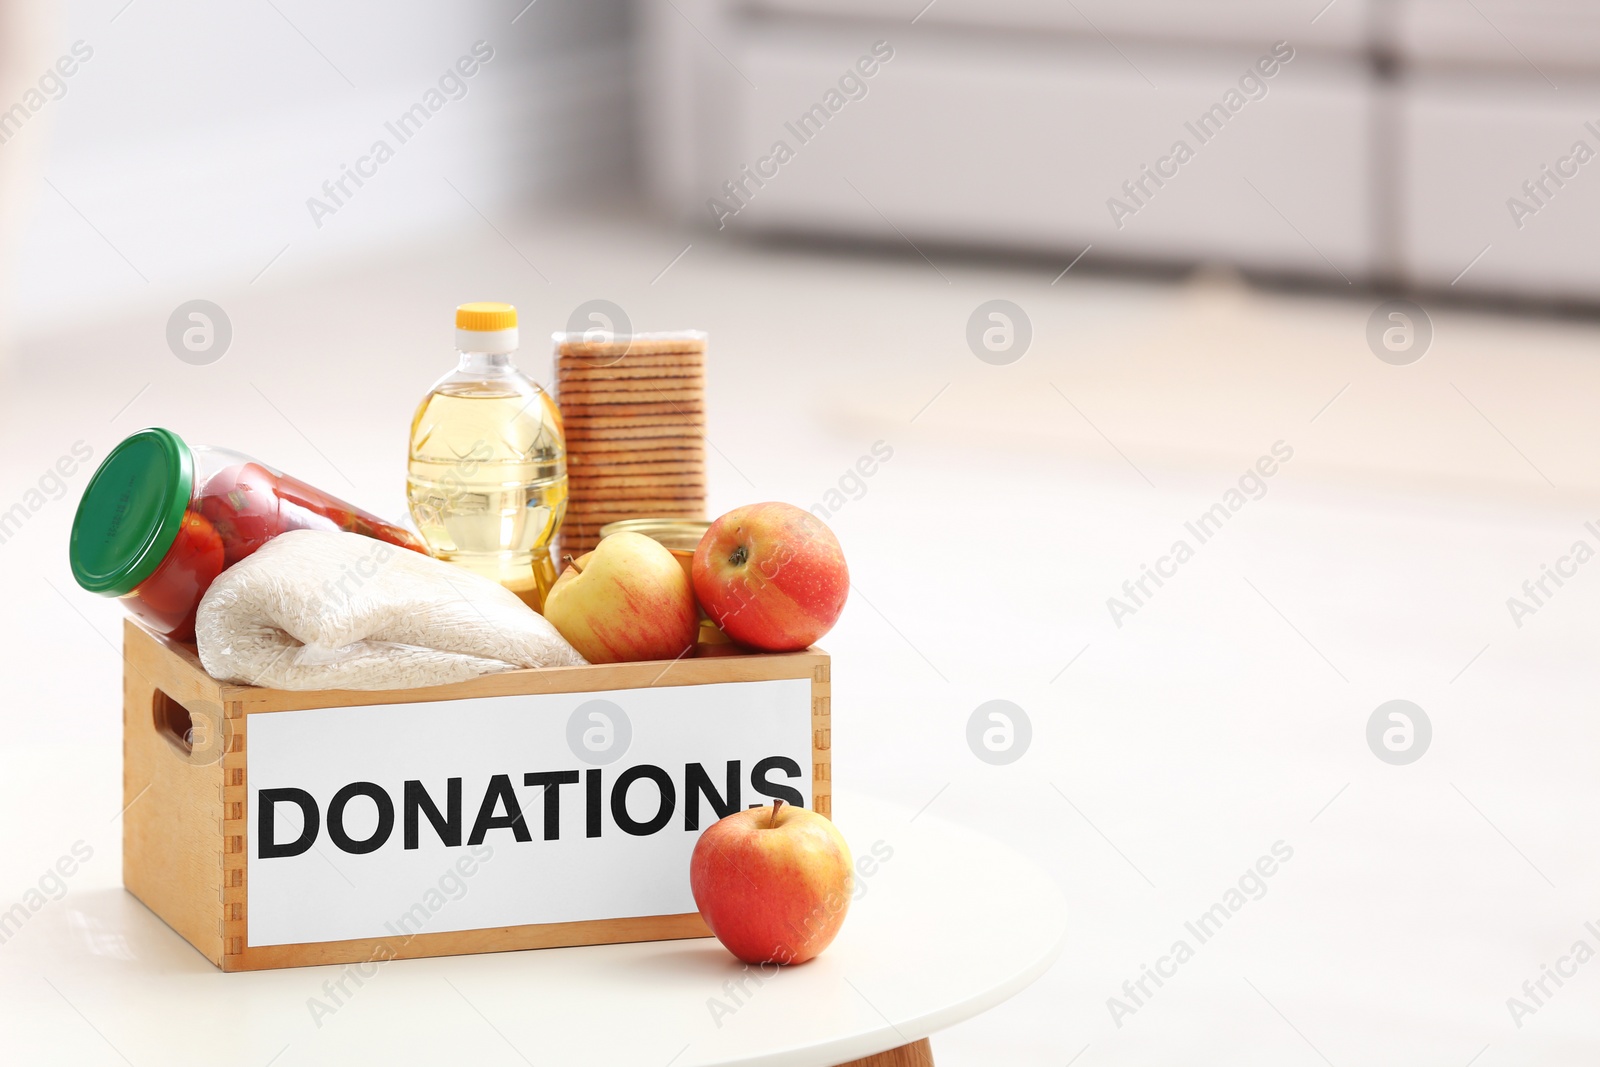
[69,428,194,596]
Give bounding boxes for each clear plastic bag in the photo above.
[195,530,585,690]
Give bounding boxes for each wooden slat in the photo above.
[813,660,832,821]
[225,644,827,714]
[226,913,711,972]
[122,619,229,967]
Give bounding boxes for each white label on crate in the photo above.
[245,678,813,947]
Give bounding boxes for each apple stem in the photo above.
[769,798,784,828]
[563,554,585,575]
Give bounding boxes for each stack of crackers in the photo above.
[554,331,708,562]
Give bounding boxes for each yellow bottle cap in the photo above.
[456,302,517,332]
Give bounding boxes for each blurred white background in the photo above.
[5,2,1600,1065]
[1,0,631,331]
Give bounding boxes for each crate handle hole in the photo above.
[153,689,196,755]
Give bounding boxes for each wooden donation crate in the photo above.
[121,620,831,972]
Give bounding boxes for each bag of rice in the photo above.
[195,530,585,690]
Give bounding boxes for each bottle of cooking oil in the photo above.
[407,302,567,611]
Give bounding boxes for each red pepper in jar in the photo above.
[70,429,423,642]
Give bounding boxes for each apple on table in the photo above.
[690,800,853,965]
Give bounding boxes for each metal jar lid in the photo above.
[70,427,195,596]
[597,518,709,553]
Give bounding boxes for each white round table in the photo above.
[0,770,1066,1067]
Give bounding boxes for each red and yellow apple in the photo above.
[690,801,853,965]
[691,503,848,652]
[543,532,698,663]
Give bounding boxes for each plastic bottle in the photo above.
[407,302,567,611]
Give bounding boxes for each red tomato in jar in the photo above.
[199,463,345,565]
[198,462,424,572]
[198,463,284,566]
[274,474,358,537]
[128,510,225,641]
